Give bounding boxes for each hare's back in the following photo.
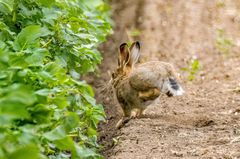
[129,61,173,91]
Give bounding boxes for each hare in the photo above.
[111,41,184,128]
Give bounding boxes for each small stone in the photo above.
[171,150,184,157]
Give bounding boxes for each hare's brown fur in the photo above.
[112,42,184,128]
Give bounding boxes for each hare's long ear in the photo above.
[128,41,140,67]
[118,43,130,68]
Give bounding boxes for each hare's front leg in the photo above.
[115,104,131,129]
[116,116,132,129]
[115,108,142,129]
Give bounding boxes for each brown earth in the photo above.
[89,0,240,158]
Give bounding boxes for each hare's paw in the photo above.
[115,117,131,129]
[130,108,144,118]
[116,118,124,129]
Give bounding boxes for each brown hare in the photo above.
[111,41,184,128]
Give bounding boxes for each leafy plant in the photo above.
[0,0,111,158]
[126,28,141,42]
[216,0,225,8]
[182,56,201,81]
[215,29,234,55]
[129,29,141,37]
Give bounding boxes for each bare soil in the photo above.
[89,0,240,158]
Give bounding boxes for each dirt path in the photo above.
[93,0,240,158]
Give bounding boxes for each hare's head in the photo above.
[111,41,140,87]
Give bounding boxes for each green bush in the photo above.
[0,0,111,158]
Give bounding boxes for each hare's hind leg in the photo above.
[138,88,160,100]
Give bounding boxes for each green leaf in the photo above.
[63,112,79,133]
[54,136,74,151]
[36,0,55,7]
[35,89,53,96]
[0,84,37,121]
[52,95,68,109]
[8,145,40,159]
[0,21,15,38]
[81,93,96,106]
[9,54,28,69]
[43,125,66,141]
[29,104,52,123]
[0,100,29,120]
[25,48,48,66]
[74,144,103,159]
[44,62,66,78]
[191,59,200,71]
[87,127,97,136]
[13,25,41,51]
[3,84,37,106]
[38,71,55,83]
[0,0,14,14]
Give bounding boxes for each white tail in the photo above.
[162,78,184,96]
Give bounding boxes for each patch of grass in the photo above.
[215,29,234,55]
[126,28,141,41]
[182,56,201,81]
[216,0,225,8]
[129,28,142,37]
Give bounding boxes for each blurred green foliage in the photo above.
[215,29,234,55]
[182,57,201,81]
[0,0,112,158]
